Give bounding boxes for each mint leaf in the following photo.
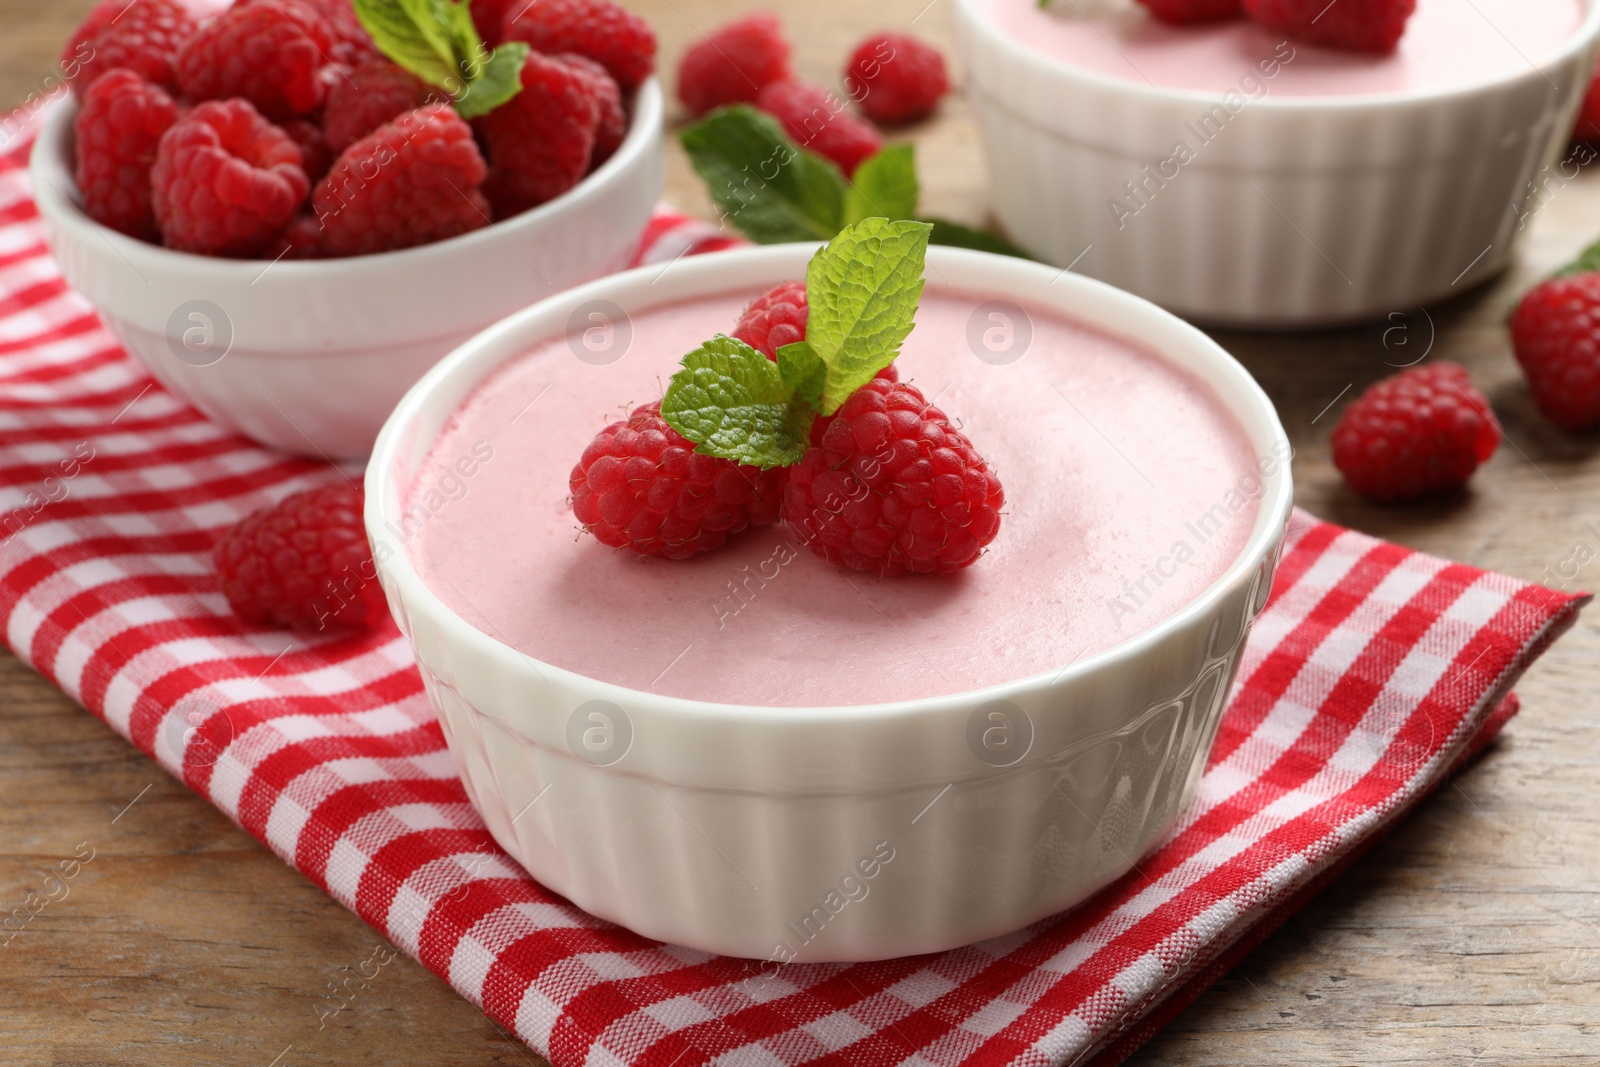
[924,216,1038,261]
[453,42,527,118]
[353,0,462,88]
[1554,235,1600,278]
[660,335,815,468]
[804,218,932,414]
[776,341,826,407]
[844,144,918,225]
[680,106,846,243]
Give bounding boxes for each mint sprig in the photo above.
[352,0,524,119]
[1553,235,1600,278]
[660,218,932,466]
[679,106,1036,261]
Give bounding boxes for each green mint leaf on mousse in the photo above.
[659,336,817,468]
[679,105,847,242]
[806,218,933,414]
[660,218,932,464]
[844,144,919,226]
[352,0,523,116]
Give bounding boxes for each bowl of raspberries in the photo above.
[30,0,664,460]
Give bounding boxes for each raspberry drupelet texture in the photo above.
[756,79,883,177]
[295,0,383,67]
[314,104,490,257]
[476,51,601,218]
[74,69,179,240]
[1135,0,1244,23]
[556,53,627,167]
[733,281,809,359]
[501,0,657,92]
[844,33,949,125]
[322,60,439,153]
[732,281,897,380]
[1330,362,1501,502]
[151,99,310,257]
[470,0,516,46]
[175,0,334,120]
[1511,272,1600,431]
[1242,0,1415,53]
[570,401,787,560]
[215,484,389,631]
[62,0,197,97]
[783,378,1004,575]
[676,12,792,117]
[281,118,333,183]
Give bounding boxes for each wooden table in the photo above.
[3,2,1598,1063]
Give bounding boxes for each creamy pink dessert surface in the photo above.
[404,287,1267,707]
[976,0,1583,97]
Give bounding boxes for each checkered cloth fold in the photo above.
[0,113,1585,1067]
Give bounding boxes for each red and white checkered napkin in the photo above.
[0,120,1588,1067]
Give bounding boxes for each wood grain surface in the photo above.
[3,1,1599,1064]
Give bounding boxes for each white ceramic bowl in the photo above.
[365,244,1294,961]
[30,81,663,460]
[953,1,1600,327]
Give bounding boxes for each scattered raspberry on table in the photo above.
[570,402,788,560]
[214,484,390,632]
[1330,362,1501,502]
[784,378,1005,575]
[1511,272,1600,432]
[844,33,950,125]
[756,79,883,177]
[677,12,793,117]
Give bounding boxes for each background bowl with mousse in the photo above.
[954,0,1600,326]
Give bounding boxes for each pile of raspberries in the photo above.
[675,13,950,177]
[64,0,655,259]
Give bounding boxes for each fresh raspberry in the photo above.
[314,104,490,257]
[62,0,197,97]
[293,0,382,67]
[733,281,808,358]
[676,12,791,117]
[501,0,656,92]
[1511,272,1600,431]
[270,214,325,259]
[557,53,626,166]
[476,52,600,218]
[843,33,949,125]
[74,69,179,240]
[570,401,786,560]
[1330,362,1500,502]
[1135,0,1244,23]
[322,60,439,153]
[175,0,333,120]
[1241,0,1415,53]
[281,118,332,183]
[783,378,1004,575]
[1574,66,1600,143]
[471,0,516,47]
[151,100,309,257]
[214,484,388,631]
[756,79,883,177]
